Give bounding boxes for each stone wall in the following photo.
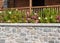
[0,26,60,43]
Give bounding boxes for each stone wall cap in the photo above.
[0,23,60,27]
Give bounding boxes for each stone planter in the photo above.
[0,23,60,43]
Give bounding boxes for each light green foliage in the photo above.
[0,8,59,23]
[38,8,58,23]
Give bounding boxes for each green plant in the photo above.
[0,9,27,23]
[0,8,59,23]
[38,8,58,23]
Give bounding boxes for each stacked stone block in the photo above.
[0,26,60,43]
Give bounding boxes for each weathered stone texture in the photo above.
[0,26,60,43]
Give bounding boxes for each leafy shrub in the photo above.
[38,8,59,23]
[0,8,59,23]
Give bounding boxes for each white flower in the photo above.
[45,17,47,20]
[38,17,41,19]
[27,12,29,14]
[16,9,18,11]
[8,11,12,14]
[7,20,11,22]
[0,11,2,13]
[34,13,37,15]
[31,10,33,12]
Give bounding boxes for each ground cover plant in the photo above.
[0,8,60,23]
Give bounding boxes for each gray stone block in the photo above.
[0,39,5,43]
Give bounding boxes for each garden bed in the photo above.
[0,8,60,23]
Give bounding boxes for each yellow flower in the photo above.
[7,20,11,22]
[45,17,47,20]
